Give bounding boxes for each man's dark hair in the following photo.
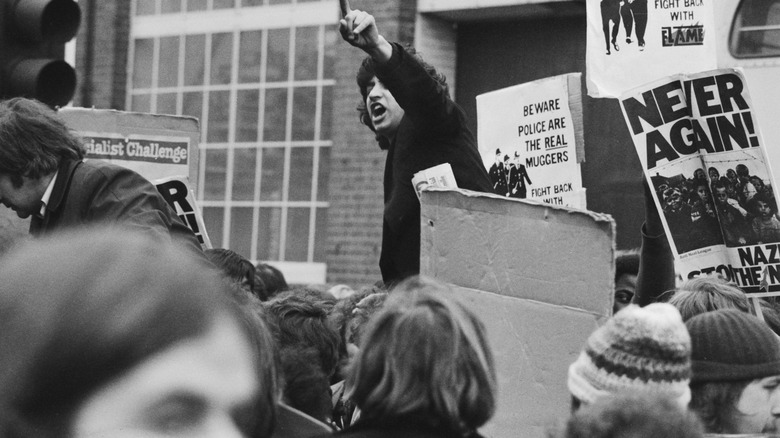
[204,248,256,293]
[254,262,288,300]
[278,345,333,422]
[262,289,342,378]
[355,45,448,132]
[0,98,85,186]
[615,249,640,283]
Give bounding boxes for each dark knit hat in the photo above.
[568,303,692,406]
[686,309,780,383]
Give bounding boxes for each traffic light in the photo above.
[0,0,80,107]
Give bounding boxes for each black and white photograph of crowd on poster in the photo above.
[651,151,780,253]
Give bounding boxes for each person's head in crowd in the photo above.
[0,228,278,438]
[347,276,496,436]
[749,190,777,221]
[513,150,522,167]
[568,303,692,412]
[666,276,750,321]
[686,309,780,434]
[708,167,720,182]
[743,178,758,201]
[736,163,750,179]
[263,288,341,379]
[277,345,333,424]
[205,247,256,294]
[503,154,510,168]
[694,182,710,204]
[713,182,729,206]
[494,148,501,165]
[663,187,683,211]
[262,288,343,420]
[559,392,704,438]
[355,45,446,147]
[254,262,289,301]
[726,182,739,200]
[0,98,85,218]
[345,291,389,348]
[693,168,706,182]
[328,284,388,380]
[750,175,766,192]
[726,168,738,185]
[613,249,639,314]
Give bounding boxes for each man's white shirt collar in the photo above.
[39,170,58,218]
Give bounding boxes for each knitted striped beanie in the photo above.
[686,309,780,383]
[567,303,692,406]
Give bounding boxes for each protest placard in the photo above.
[59,108,198,182]
[59,108,211,249]
[154,175,212,248]
[419,188,614,437]
[477,73,586,209]
[586,0,717,98]
[620,68,780,296]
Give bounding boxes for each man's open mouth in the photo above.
[370,102,386,118]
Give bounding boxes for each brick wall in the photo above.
[73,0,130,110]
[325,0,418,285]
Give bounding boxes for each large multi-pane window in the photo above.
[731,0,780,57]
[130,0,336,282]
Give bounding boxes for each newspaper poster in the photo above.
[477,74,586,209]
[412,163,457,200]
[586,0,717,98]
[620,68,780,295]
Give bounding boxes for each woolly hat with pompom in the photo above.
[567,303,692,407]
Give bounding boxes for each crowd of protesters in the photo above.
[2,224,779,438]
[0,4,779,438]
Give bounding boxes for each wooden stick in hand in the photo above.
[339,0,351,16]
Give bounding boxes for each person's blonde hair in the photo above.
[347,276,497,436]
[667,277,750,321]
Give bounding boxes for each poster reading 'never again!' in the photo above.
[587,0,717,98]
[620,69,780,295]
[477,74,586,209]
